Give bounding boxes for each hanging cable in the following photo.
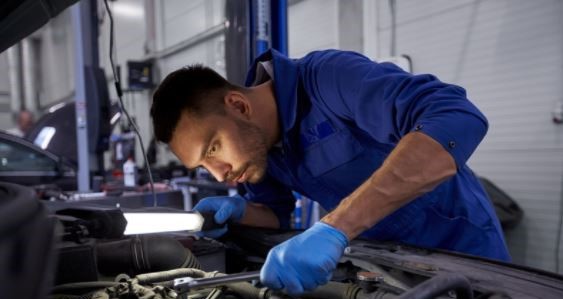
[102,0,157,206]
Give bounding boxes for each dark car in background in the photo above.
[0,131,76,190]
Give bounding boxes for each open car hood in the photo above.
[0,0,79,53]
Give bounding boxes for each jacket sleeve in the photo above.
[304,50,488,168]
[242,173,295,229]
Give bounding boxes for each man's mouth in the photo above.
[235,169,247,183]
[228,166,247,183]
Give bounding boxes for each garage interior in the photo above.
[1,0,563,298]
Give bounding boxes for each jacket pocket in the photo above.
[303,129,364,177]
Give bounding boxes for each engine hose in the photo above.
[96,235,201,276]
[220,282,268,298]
[300,282,363,299]
[224,281,389,299]
[49,294,97,299]
[135,268,213,284]
[368,289,402,299]
[50,281,118,294]
[396,273,473,299]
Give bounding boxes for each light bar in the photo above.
[123,212,204,235]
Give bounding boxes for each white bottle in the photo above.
[123,157,137,187]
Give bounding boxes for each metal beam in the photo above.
[71,1,91,191]
[253,0,270,58]
[144,23,225,60]
[271,0,288,55]
[6,45,23,112]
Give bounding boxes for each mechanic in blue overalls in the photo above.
[150,49,510,294]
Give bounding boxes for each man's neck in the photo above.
[248,80,281,148]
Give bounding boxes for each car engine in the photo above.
[2,182,563,299]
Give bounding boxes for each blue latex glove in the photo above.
[193,194,246,238]
[260,222,349,295]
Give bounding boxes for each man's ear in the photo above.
[224,91,252,119]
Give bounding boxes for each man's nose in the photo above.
[205,161,232,182]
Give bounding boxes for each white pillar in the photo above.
[6,45,22,112]
[71,2,91,191]
[21,39,38,112]
[362,0,380,59]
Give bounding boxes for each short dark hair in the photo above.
[151,64,240,143]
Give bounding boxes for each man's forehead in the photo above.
[171,112,217,168]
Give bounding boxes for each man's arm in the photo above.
[260,50,487,293]
[308,51,487,239]
[241,171,296,229]
[322,131,456,239]
[259,131,457,294]
[239,202,280,228]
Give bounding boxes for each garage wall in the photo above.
[371,0,563,272]
[37,9,75,109]
[288,0,339,57]
[157,0,226,76]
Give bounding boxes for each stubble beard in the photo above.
[233,118,269,184]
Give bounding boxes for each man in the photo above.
[6,109,34,137]
[151,49,510,294]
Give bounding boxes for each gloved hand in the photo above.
[193,194,247,238]
[260,222,349,295]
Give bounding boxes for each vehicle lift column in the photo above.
[71,0,99,192]
[250,0,288,59]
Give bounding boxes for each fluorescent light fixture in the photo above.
[123,212,204,235]
[34,127,56,149]
[112,2,144,19]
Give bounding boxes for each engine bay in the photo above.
[48,225,563,299]
[2,182,563,299]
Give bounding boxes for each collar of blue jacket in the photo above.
[245,49,299,135]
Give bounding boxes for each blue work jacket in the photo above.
[243,49,510,262]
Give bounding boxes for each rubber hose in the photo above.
[49,295,96,299]
[368,289,402,299]
[296,281,387,299]
[396,273,473,299]
[221,282,267,298]
[51,281,118,293]
[225,281,382,299]
[96,235,200,276]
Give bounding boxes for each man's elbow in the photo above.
[468,103,489,144]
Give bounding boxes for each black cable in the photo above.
[102,0,157,206]
[397,273,473,299]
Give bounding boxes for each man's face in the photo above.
[18,111,34,133]
[169,112,269,184]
